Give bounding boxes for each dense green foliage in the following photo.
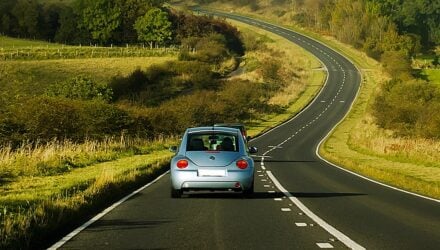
[374,79,440,138]
[134,7,172,48]
[47,76,113,101]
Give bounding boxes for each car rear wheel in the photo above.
[243,181,254,198]
[171,187,182,198]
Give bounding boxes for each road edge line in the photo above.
[47,170,171,249]
[266,171,366,250]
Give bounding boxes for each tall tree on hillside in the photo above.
[134,7,172,48]
[79,0,121,44]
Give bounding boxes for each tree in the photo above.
[79,0,121,44]
[134,7,172,48]
[114,0,152,43]
[55,6,85,44]
[11,0,40,38]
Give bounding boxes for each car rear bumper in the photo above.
[171,169,254,190]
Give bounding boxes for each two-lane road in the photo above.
[52,10,440,250]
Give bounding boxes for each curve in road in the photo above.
[50,9,440,250]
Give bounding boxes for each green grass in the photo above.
[0,137,177,249]
[421,69,440,84]
[0,56,176,97]
[0,36,61,49]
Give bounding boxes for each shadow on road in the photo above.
[88,219,172,231]
[253,159,317,163]
[182,191,366,200]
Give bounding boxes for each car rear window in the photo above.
[187,132,239,152]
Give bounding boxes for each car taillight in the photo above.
[177,159,188,169]
[236,159,248,169]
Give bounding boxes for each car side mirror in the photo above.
[248,146,258,154]
[169,146,178,153]
[246,136,252,141]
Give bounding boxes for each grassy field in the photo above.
[0,57,176,98]
[195,2,440,199]
[0,36,181,248]
[0,36,61,48]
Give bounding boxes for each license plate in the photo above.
[198,169,226,177]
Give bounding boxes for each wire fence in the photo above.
[0,46,179,61]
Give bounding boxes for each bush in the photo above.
[8,97,133,142]
[373,79,440,138]
[109,69,151,100]
[170,11,244,55]
[110,62,219,106]
[191,34,229,64]
[47,76,113,102]
[380,50,413,80]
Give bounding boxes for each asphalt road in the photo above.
[54,10,440,250]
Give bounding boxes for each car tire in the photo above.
[171,187,182,198]
[243,181,254,198]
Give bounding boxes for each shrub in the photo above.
[373,79,440,138]
[109,69,151,100]
[183,34,229,65]
[381,50,413,81]
[9,97,133,142]
[219,79,269,121]
[47,76,113,102]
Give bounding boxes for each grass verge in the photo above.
[0,138,176,249]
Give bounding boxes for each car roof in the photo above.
[214,123,245,127]
[187,126,240,134]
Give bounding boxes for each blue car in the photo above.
[170,126,258,198]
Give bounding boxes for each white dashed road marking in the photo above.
[266,171,365,250]
[317,243,334,249]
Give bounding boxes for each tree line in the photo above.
[0,0,159,44]
[291,0,440,138]
[0,0,245,53]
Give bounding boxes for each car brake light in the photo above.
[177,159,188,169]
[236,159,248,169]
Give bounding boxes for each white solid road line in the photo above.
[266,170,365,250]
[48,170,171,250]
